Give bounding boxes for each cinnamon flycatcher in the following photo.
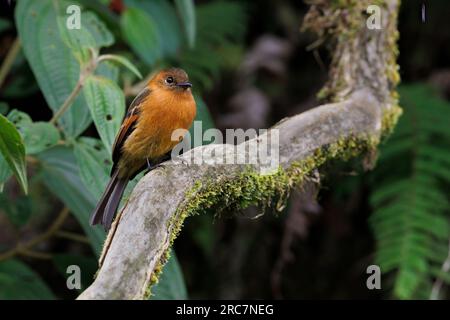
[90,68,196,231]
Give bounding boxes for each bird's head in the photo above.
[150,68,192,93]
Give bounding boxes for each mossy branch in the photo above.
[78,0,401,300]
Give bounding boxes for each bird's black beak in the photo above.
[176,82,192,89]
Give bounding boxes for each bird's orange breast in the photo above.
[118,88,196,177]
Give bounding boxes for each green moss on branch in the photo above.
[146,134,380,296]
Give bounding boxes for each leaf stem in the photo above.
[49,49,98,125]
[49,76,85,125]
[55,230,90,244]
[0,38,21,89]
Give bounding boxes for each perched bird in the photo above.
[90,68,196,231]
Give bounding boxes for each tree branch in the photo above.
[78,0,401,299]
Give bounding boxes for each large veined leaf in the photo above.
[0,114,28,194]
[74,0,121,33]
[38,146,105,256]
[7,110,60,155]
[15,0,91,137]
[120,7,161,66]
[0,259,55,300]
[74,137,111,200]
[57,10,114,63]
[61,11,114,49]
[83,75,125,154]
[151,251,188,300]
[175,0,196,48]
[22,122,60,155]
[6,109,32,128]
[124,0,182,57]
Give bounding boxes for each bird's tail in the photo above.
[90,170,129,231]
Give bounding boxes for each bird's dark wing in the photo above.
[111,87,151,172]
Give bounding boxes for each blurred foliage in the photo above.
[0,113,27,193]
[0,0,246,300]
[0,259,55,299]
[370,85,450,299]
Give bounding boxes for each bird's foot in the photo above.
[145,158,163,173]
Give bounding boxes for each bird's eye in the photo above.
[165,76,174,84]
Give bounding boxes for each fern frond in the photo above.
[370,84,450,299]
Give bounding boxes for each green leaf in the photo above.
[37,146,105,256]
[194,95,214,130]
[0,259,55,299]
[78,11,114,48]
[53,254,98,291]
[83,75,125,154]
[99,54,142,79]
[120,7,161,66]
[7,110,60,155]
[0,114,28,194]
[124,0,182,57]
[96,60,119,82]
[0,107,17,191]
[175,0,196,48]
[394,268,425,300]
[15,0,92,137]
[7,109,32,129]
[151,251,187,300]
[74,137,111,199]
[57,11,114,63]
[0,154,12,192]
[23,122,60,155]
[188,95,215,148]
